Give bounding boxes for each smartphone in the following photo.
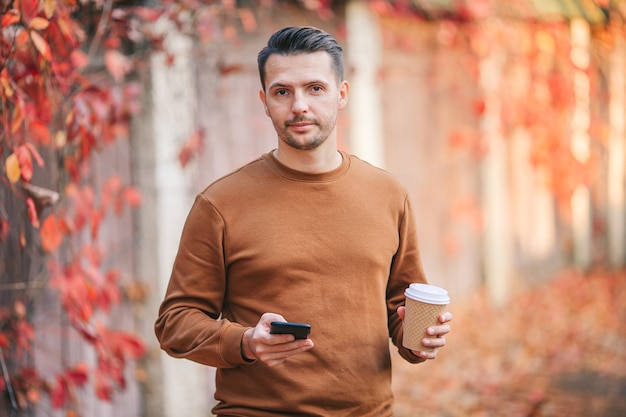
[270,321,311,340]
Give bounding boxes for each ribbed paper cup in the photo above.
[402,283,450,352]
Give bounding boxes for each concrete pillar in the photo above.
[345,0,385,168]
[133,21,214,417]
[479,32,513,306]
[569,18,592,269]
[608,29,626,267]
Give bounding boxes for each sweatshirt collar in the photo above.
[263,149,351,182]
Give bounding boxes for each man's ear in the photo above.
[259,89,270,116]
[338,80,349,110]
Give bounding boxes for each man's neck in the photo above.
[273,146,342,174]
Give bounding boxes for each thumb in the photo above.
[397,306,406,322]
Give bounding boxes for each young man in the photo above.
[155,26,452,416]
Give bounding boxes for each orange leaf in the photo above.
[238,8,257,32]
[30,30,52,61]
[29,17,50,30]
[5,153,21,184]
[28,120,52,145]
[43,0,55,18]
[41,214,63,252]
[1,9,20,27]
[11,105,24,134]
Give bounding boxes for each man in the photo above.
[155,26,452,416]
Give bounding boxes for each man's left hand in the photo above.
[397,307,452,360]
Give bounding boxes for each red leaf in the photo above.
[114,331,146,360]
[24,142,44,167]
[50,376,68,409]
[19,0,40,21]
[0,219,9,241]
[94,370,113,401]
[104,175,123,196]
[70,49,89,69]
[132,6,162,22]
[28,120,52,145]
[178,130,203,167]
[41,214,63,252]
[122,187,142,207]
[90,209,102,240]
[0,333,9,348]
[15,319,34,358]
[26,198,39,227]
[104,49,132,82]
[15,145,33,182]
[64,363,89,386]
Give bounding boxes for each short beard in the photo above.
[281,133,326,150]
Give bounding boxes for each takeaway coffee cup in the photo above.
[402,283,450,352]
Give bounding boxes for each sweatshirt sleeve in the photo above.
[387,196,428,364]
[154,194,253,368]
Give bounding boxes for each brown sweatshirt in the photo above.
[155,151,427,416]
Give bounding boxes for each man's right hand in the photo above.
[242,312,314,367]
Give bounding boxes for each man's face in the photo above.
[259,51,348,151]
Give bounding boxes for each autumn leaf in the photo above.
[15,146,33,182]
[238,8,257,32]
[41,214,63,253]
[29,17,50,30]
[132,6,162,22]
[64,363,89,386]
[115,332,146,359]
[50,376,68,409]
[28,120,52,144]
[5,153,21,184]
[1,9,20,27]
[19,0,40,21]
[70,49,89,69]
[178,129,204,167]
[94,370,113,401]
[43,0,55,18]
[122,187,142,207]
[30,31,52,61]
[104,49,132,82]
[0,219,9,242]
[26,198,40,228]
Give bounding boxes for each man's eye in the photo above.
[275,89,288,96]
[311,86,323,92]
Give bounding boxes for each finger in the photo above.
[258,340,314,366]
[397,306,406,321]
[414,348,439,360]
[422,335,445,349]
[426,324,451,337]
[439,311,453,323]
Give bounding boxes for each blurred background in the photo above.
[1,0,625,416]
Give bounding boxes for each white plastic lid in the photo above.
[404,283,450,305]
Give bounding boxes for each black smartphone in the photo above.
[270,321,311,339]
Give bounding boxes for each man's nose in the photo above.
[291,91,308,114]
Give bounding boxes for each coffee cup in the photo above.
[402,283,450,352]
